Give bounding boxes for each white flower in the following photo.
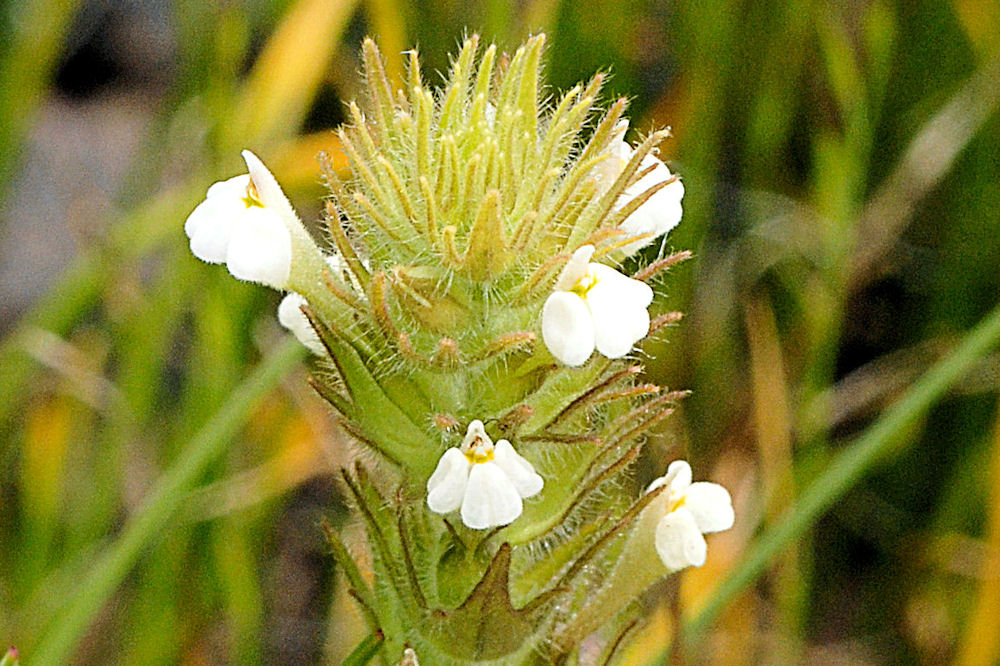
[541,245,653,366]
[184,150,294,290]
[646,460,734,571]
[277,293,326,355]
[426,420,543,530]
[596,120,684,256]
[276,255,351,355]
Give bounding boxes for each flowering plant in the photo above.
[184,35,731,664]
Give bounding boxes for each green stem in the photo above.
[682,302,1000,648]
[30,339,306,666]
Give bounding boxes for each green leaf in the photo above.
[306,308,437,476]
[520,358,610,435]
[320,519,379,629]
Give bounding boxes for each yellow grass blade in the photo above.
[363,0,407,85]
[952,0,1000,55]
[954,402,1000,666]
[271,130,350,187]
[20,396,72,528]
[228,0,359,148]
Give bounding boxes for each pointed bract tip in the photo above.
[434,414,461,431]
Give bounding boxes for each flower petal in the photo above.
[187,199,239,263]
[462,420,489,447]
[586,269,651,358]
[277,293,326,355]
[624,154,677,203]
[426,448,470,514]
[617,156,684,255]
[241,150,300,227]
[555,244,596,291]
[542,291,596,366]
[493,439,543,498]
[655,508,707,571]
[461,462,523,529]
[684,481,735,533]
[665,460,692,494]
[594,118,635,189]
[225,207,292,290]
[186,175,256,264]
[593,122,633,193]
[590,264,653,307]
[205,173,251,200]
[646,475,668,494]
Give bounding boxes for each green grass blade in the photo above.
[0,0,83,198]
[341,630,385,666]
[683,301,1000,648]
[30,339,306,665]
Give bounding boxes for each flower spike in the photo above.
[180,35,705,660]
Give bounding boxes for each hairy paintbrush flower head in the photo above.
[646,460,734,571]
[426,420,543,529]
[541,244,654,366]
[180,34,723,663]
[184,36,686,371]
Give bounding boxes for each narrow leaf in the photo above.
[341,630,385,666]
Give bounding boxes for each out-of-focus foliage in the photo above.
[1,0,999,664]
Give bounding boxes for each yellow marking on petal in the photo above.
[460,427,496,464]
[243,180,264,208]
[569,270,599,298]
[464,448,495,465]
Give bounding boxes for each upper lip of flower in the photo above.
[555,244,596,291]
[460,420,496,463]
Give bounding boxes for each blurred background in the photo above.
[2,0,1000,663]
